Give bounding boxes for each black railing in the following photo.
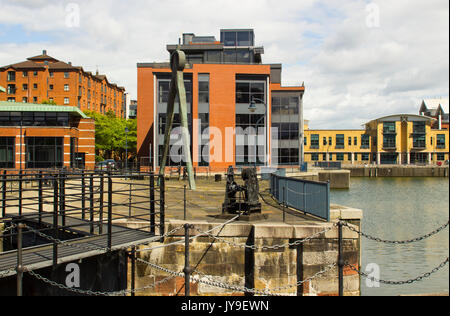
[0,170,165,266]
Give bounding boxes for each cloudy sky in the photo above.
[0,0,448,128]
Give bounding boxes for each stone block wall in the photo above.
[127,218,361,296]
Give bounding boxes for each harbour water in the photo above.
[331,177,449,296]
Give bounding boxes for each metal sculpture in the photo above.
[159,48,196,190]
[222,166,262,215]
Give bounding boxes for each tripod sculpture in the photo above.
[159,48,196,190]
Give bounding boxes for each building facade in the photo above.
[304,114,449,165]
[0,51,126,118]
[0,101,95,172]
[419,98,449,130]
[137,29,305,171]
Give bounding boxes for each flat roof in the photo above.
[0,101,88,118]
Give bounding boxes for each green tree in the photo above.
[41,99,57,105]
[84,110,137,162]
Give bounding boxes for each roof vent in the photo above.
[68,62,72,66]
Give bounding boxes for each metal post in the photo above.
[150,173,155,236]
[99,174,104,235]
[107,172,113,251]
[53,177,59,268]
[128,182,132,218]
[59,171,66,227]
[16,223,25,296]
[18,171,23,216]
[81,170,86,220]
[297,243,304,296]
[38,171,43,225]
[338,221,344,296]
[131,246,136,297]
[89,174,94,235]
[2,170,7,218]
[183,224,193,297]
[184,184,187,221]
[282,186,286,223]
[159,176,165,241]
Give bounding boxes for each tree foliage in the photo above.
[84,110,137,161]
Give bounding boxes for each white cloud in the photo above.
[0,0,448,129]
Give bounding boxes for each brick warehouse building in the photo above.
[137,29,305,171]
[0,50,126,118]
[0,101,95,172]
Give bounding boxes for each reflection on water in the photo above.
[331,177,449,296]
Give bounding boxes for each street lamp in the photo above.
[248,97,267,169]
[125,127,129,173]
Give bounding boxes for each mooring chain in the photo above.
[24,225,110,252]
[341,220,449,245]
[0,268,16,279]
[346,258,449,286]
[28,268,177,296]
[1,224,17,235]
[194,223,337,251]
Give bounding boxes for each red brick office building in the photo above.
[137,29,305,171]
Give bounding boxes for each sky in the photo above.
[0,0,448,129]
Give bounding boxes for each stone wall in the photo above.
[345,166,449,177]
[127,217,361,296]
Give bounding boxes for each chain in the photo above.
[194,223,337,251]
[346,258,449,285]
[0,268,16,279]
[28,268,177,296]
[25,225,110,252]
[1,224,17,235]
[341,220,449,244]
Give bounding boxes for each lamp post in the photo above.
[248,97,267,169]
[125,127,129,173]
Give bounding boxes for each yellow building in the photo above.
[304,129,372,164]
[305,114,449,165]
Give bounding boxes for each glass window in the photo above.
[383,122,396,134]
[7,71,15,81]
[0,137,15,168]
[311,134,320,148]
[198,75,210,104]
[64,72,69,78]
[413,135,426,148]
[237,31,251,46]
[158,81,170,103]
[437,135,446,149]
[224,50,236,63]
[361,135,370,148]
[236,49,251,63]
[223,31,237,46]
[413,121,426,134]
[336,135,345,149]
[26,137,64,169]
[383,135,396,149]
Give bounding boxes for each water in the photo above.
[331,177,449,296]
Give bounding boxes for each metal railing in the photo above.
[270,173,330,221]
[0,170,166,291]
